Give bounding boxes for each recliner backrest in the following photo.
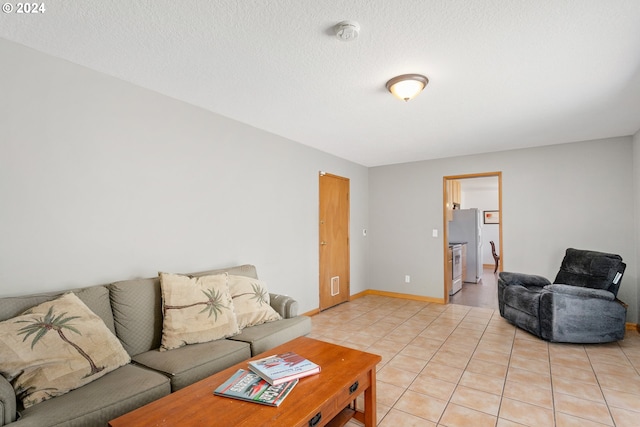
[553,248,626,296]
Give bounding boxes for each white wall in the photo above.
[0,40,369,314]
[461,188,499,265]
[369,138,638,322]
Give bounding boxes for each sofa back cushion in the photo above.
[109,276,163,357]
[109,264,259,356]
[0,285,116,335]
[190,264,258,280]
[553,248,626,295]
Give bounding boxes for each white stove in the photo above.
[450,244,463,296]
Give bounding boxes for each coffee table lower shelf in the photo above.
[326,407,356,427]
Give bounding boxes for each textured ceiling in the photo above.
[2,0,640,166]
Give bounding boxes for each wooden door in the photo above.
[319,173,350,311]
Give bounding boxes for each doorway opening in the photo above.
[442,172,503,307]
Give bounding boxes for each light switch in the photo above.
[432,229,438,237]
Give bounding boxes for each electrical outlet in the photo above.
[405,275,410,283]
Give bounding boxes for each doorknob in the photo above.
[320,241,327,246]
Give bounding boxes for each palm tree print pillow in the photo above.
[159,272,239,351]
[0,292,130,408]
[228,275,281,329]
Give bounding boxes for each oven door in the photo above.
[450,245,463,295]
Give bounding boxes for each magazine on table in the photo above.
[213,369,297,407]
[248,351,320,385]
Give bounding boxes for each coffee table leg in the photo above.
[364,368,377,426]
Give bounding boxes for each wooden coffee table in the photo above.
[109,336,381,427]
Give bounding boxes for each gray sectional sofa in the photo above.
[0,264,311,426]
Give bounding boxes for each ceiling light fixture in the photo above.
[385,74,429,102]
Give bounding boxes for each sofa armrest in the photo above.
[499,272,551,288]
[0,374,16,426]
[269,293,298,319]
[539,284,626,343]
[545,284,615,301]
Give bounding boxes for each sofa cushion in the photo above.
[159,272,239,351]
[107,265,260,357]
[553,248,625,293]
[228,316,312,355]
[190,264,259,280]
[109,276,163,357]
[14,364,170,427]
[0,286,116,335]
[133,339,251,391]
[228,275,281,329]
[0,293,130,408]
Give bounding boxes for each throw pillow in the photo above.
[228,275,281,329]
[0,293,130,408]
[159,272,239,351]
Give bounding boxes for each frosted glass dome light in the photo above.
[386,74,429,102]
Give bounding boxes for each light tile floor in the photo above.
[308,295,640,427]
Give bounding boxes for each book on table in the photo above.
[247,351,320,385]
[213,369,297,407]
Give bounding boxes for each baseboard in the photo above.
[351,289,445,304]
[349,290,368,300]
[302,308,321,317]
[628,322,639,331]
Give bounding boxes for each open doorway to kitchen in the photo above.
[442,172,502,309]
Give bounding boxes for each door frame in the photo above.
[442,172,503,303]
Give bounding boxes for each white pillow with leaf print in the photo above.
[0,292,130,408]
[160,272,239,351]
[228,275,281,329]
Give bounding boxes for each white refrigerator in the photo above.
[449,208,483,283]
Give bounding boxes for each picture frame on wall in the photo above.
[484,210,500,224]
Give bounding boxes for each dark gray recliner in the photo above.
[498,248,627,343]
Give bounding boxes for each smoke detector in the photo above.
[334,21,360,41]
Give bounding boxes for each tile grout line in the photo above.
[432,306,472,426]
[584,345,618,427]
[490,309,515,427]
[439,307,504,426]
[548,339,557,427]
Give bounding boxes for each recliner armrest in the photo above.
[539,283,626,343]
[269,293,299,318]
[545,284,615,301]
[499,272,551,288]
[0,374,16,426]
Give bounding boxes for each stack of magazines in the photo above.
[214,352,320,406]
